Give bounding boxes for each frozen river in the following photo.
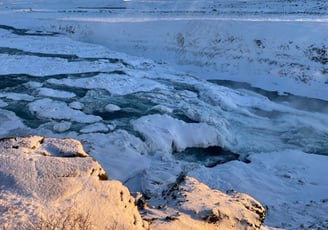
[0,1,328,229]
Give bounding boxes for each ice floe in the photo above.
[80,122,109,133]
[0,99,7,107]
[47,73,169,95]
[37,87,76,99]
[53,121,72,133]
[105,103,121,112]
[28,98,102,123]
[0,109,27,137]
[0,92,34,101]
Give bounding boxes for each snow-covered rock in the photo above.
[143,176,265,230]
[0,136,145,229]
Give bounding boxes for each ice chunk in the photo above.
[0,92,34,101]
[69,101,84,110]
[80,123,109,133]
[0,99,8,107]
[37,88,76,99]
[0,109,26,137]
[105,103,121,112]
[132,114,224,153]
[53,121,72,133]
[47,73,168,95]
[150,105,173,114]
[28,98,102,123]
[24,81,43,89]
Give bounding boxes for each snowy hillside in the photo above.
[0,0,328,229]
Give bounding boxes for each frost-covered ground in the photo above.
[0,0,328,229]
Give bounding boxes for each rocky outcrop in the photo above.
[142,176,265,230]
[0,136,145,229]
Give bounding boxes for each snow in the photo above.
[146,176,265,230]
[0,0,328,229]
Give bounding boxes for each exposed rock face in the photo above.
[0,136,145,229]
[143,176,265,230]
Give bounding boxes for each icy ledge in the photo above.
[0,136,265,229]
